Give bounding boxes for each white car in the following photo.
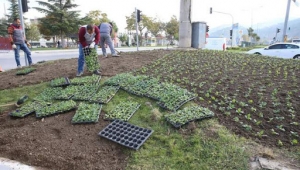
[246,43,300,59]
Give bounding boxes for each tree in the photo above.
[87,10,102,25]
[34,0,81,47]
[25,23,41,41]
[125,12,152,45]
[147,20,163,37]
[7,0,19,23]
[0,18,8,36]
[165,15,179,41]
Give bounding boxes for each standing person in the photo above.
[77,24,100,76]
[57,40,60,48]
[7,18,33,68]
[98,22,120,57]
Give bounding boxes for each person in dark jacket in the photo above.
[7,18,33,68]
[77,24,100,76]
[98,22,120,57]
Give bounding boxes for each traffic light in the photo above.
[210,7,212,14]
[22,0,29,13]
[137,9,142,23]
[277,28,280,33]
[230,29,233,39]
[206,25,209,32]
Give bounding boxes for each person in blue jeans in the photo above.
[77,24,100,77]
[98,22,120,57]
[8,18,33,68]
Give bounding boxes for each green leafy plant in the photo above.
[10,101,50,117]
[165,106,214,127]
[104,101,140,121]
[90,86,119,103]
[34,87,63,101]
[36,100,77,118]
[72,84,100,101]
[50,77,70,87]
[70,75,101,85]
[72,103,102,123]
[16,67,36,75]
[85,48,100,72]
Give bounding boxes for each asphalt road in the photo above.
[0,46,173,71]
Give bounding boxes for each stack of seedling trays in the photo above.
[89,86,120,104]
[36,100,77,118]
[16,67,36,75]
[157,83,197,111]
[50,77,70,87]
[54,85,80,100]
[72,103,102,124]
[104,101,140,121]
[34,87,63,101]
[165,106,215,128]
[71,84,100,101]
[98,120,154,150]
[9,101,50,118]
[70,75,101,85]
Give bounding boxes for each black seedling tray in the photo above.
[90,86,120,104]
[71,105,102,124]
[16,68,36,75]
[51,77,71,87]
[36,107,76,118]
[143,94,160,101]
[121,87,144,97]
[158,96,197,111]
[104,104,141,122]
[9,110,35,118]
[98,120,154,150]
[166,115,214,128]
[83,47,92,57]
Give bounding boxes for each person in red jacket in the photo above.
[8,18,33,68]
[77,24,100,76]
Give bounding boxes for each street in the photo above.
[0,46,173,71]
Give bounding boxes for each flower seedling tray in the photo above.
[16,67,36,75]
[50,77,70,87]
[103,73,134,86]
[9,101,50,118]
[84,49,100,72]
[165,106,215,128]
[54,85,80,100]
[70,75,101,85]
[36,100,77,118]
[71,84,100,101]
[104,102,140,121]
[34,87,63,101]
[90,86,120,104]
[71,103,102,124]
[98,120,154,150]
[158,96,197,111]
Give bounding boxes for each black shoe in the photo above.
[93,70,101,75]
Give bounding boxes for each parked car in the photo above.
[246,43,300,59]
[292,39,300,44]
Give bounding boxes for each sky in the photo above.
[1,0,300,33]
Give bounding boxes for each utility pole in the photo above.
[282,0,292,42]
[18,0,28,66]
[135,8,139,51]
[179,0,192,48]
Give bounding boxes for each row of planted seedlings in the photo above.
[133,49,300,146]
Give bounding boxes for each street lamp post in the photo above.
[210,10,234,47]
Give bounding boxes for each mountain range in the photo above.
[209,18,300,42]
